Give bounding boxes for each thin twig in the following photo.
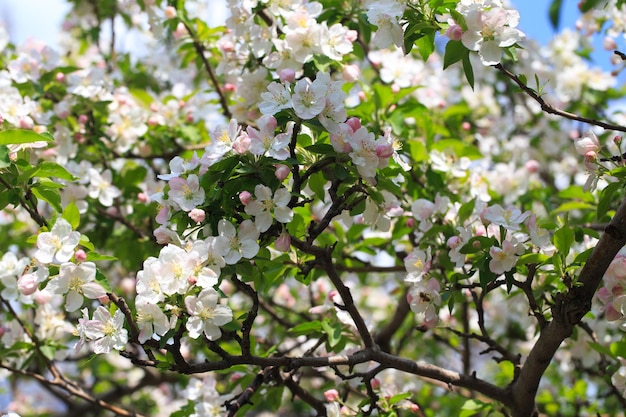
[494,63,626,133]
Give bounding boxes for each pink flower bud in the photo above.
[78,114,89,125]
[164,6,177,19]
[358,91,366,100]
[525,159,540,173]
[604,36,617,50]
[274,164,291,181]
[138,192,149,203]
[408,402,420,413]
[371,378,381,390]
[275,231,291,252]
[584,151,597,171]
[391,84,401,93]
[615,135,622,147]
[346,117,361,132]
[342,64,360,82]
[405,217,416,228]
[446,236,461,249]
[98,295,110,304]
[55,72,66,82]
[239,191,252,206]
[74,249,87,262]
[187,276,197,285]
[461,121,471,130]
[18,274,38,296]
[120,277,135,295]
[19,118,33,130]
[324,389,339,402]
[173,22,188,39]
[445,24,463,41]
[224,83,236,92]
[188,208,206,223]
[278,68,296,83]
[35,290,52,304]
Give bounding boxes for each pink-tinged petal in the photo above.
[82,282,107,299]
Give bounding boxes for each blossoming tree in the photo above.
[3,0,626,416]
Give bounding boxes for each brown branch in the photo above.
[510,196,626,417]
[0,362,145,417]
[494,63,626,133]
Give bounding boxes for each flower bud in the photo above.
[188,208,206,223]
[274,164,291,181]
[324,389,339,402]
[371,378,381,390]
[164,6,177,19]
[604,36,617,50]
[74,249,87,262]
[584,150,597,171]
[239,191,252,206]
[342,64,360,82]
[274,231,291,252]
[278,68,296,83]
[525,159,540,173]
[445,24,463,41]
[18,274,38,296]
[346,117,361,132]
[446,235,461,249]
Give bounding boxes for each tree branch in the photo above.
[510,196,626,416]
[494,63,626,133]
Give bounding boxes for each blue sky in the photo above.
[512,0,621,70]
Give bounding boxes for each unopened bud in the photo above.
[239,191,252,206]
[274,231,291,252]
[278,68,296,83]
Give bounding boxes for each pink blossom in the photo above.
[239,191,252,206]
[189,208,206,223]
[324,389,339,402]
[445,24,463,41]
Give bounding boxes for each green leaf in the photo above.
[462,51,475,90]
[31,183,62,213]
[610,341,626,358]
[33,161,76,181]
[308,171,327,201]
[288,320,323,336]
[414,32,436,61]
[0,129,54,145]
[0,145,10,168]
[588,341,614,358]
[443,40,466,70]
[597,181,622,220]
[95,269,113,293]
[62,202,81,229]
[305,143,336,155]
[553,226,574,256]
[86,251,118,262]
[549,0,563,29]
[517,253,550,266]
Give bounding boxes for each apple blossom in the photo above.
[185,288,233,341]
[35,218,81,264]
[45,262,107,312]
[244,184,293,233]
